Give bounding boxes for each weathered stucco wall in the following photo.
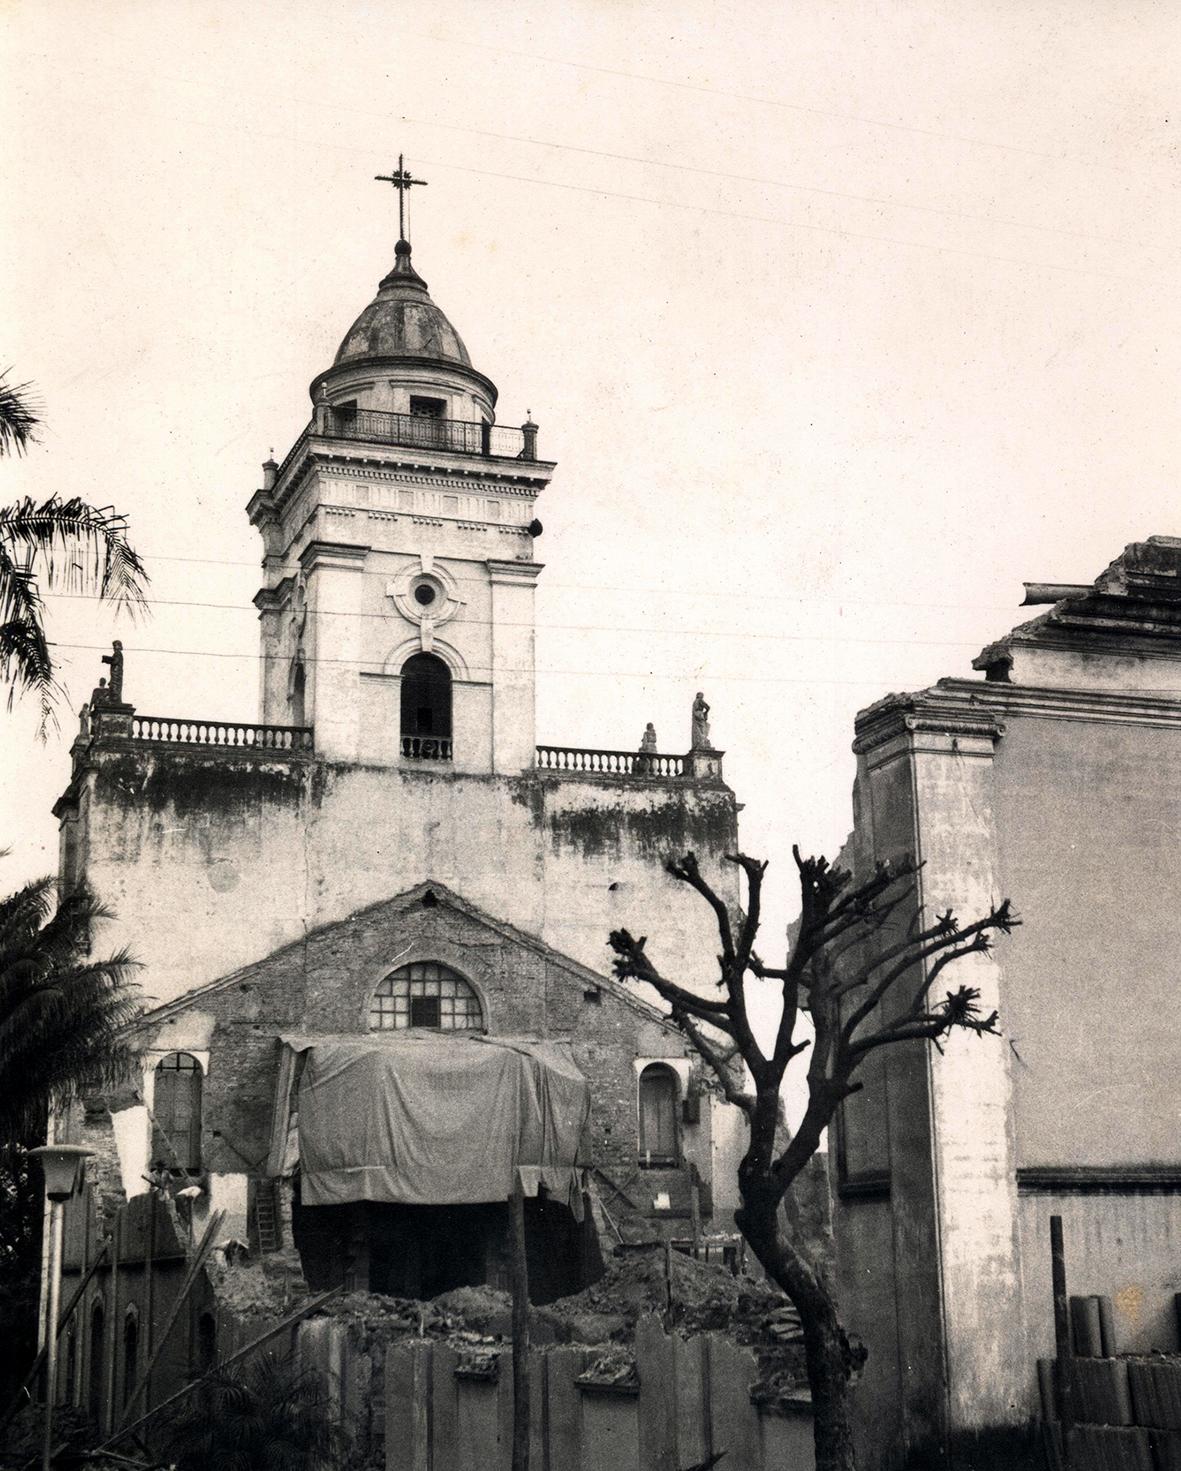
[63,747,739,1013]
[990,712,1181,1167]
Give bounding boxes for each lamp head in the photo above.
[28,1145,93,1202]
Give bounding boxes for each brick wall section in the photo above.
[140,886,717,1229]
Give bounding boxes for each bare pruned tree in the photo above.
[609,848,1017,1471]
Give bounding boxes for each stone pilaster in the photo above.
[849,689,1023,1451]
[298,539,369,762]
[487,560,541,774]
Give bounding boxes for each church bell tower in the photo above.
[248,168,555,774]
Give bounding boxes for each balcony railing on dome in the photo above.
[535,745,685,778]
[402,734,453,761]
[321,409,532,461]
[129,716,314,752]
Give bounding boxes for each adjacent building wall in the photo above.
[988,706,1181,1169]
[837,561,1181,1468]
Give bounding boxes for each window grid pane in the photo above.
[370,962,482,1032]
[153,1052,202,1172]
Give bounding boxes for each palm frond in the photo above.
[0,496,148,731]
[161,1354,341,1471]
[0,542,46,629]
[0,878,56,948]
[0,878,141,1143]
[0,375,40,457]
[0,495,149,614]
[0,619,59,734]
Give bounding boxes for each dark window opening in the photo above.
[333,399,358,431]
[88,1300,105,1423]
[152,1052,203,1173]
[290,660,306,727]
[122,1313,138,1409]
[413,583,437,607]
[410,995,442,1028]
[400,652,452,758]
[409,396,446,419]
[195,1312,217,1376]
[64,1328,77,1406]
[638,1064,680,1165]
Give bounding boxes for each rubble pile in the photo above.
[311,1243,809,1395]
[208,1243,810,1404]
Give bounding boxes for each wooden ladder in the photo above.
[251,1179,281,1254]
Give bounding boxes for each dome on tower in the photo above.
[333,240,472,369]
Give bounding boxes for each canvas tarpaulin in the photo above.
[291,1035,591,1211]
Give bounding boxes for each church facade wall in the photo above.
[113,885,734,1262]
[61,744,739,1013]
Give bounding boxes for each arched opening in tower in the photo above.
[400,652,452,757]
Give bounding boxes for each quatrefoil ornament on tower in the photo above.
[386,555,462,653]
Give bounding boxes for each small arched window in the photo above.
[370,961,483,1032]
[400,653,452,759]
[152,1053,202,1172]
[638,1064,680,1165]
[88,1298,105,1423]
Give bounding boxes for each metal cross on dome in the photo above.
[374,154,428,242]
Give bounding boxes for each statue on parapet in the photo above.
[691,692,711,750]
[101,640,124,704]
[636,722,658,774]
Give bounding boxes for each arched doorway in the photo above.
[638,1064,680,1165]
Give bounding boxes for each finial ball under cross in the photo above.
[375,154,428,242]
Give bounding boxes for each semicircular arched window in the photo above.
[369,961,483,1032]
[400,652,452,760]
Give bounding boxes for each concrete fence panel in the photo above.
[302,1315,814,1471]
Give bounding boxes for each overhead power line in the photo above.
[39,586,996,651]
[46,638,935,689]
[400,114,1143,249]
[39,588,1000,653]
[448,34,1157,182]
[8,58,1159,287]
[411,154,1160,288]
[88,549,1027,615]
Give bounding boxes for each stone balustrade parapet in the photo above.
[122,714,314,753]
[535,745,724,782]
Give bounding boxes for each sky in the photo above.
[1,0,1178,978]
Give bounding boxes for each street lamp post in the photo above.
[29,1145,93,1471]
